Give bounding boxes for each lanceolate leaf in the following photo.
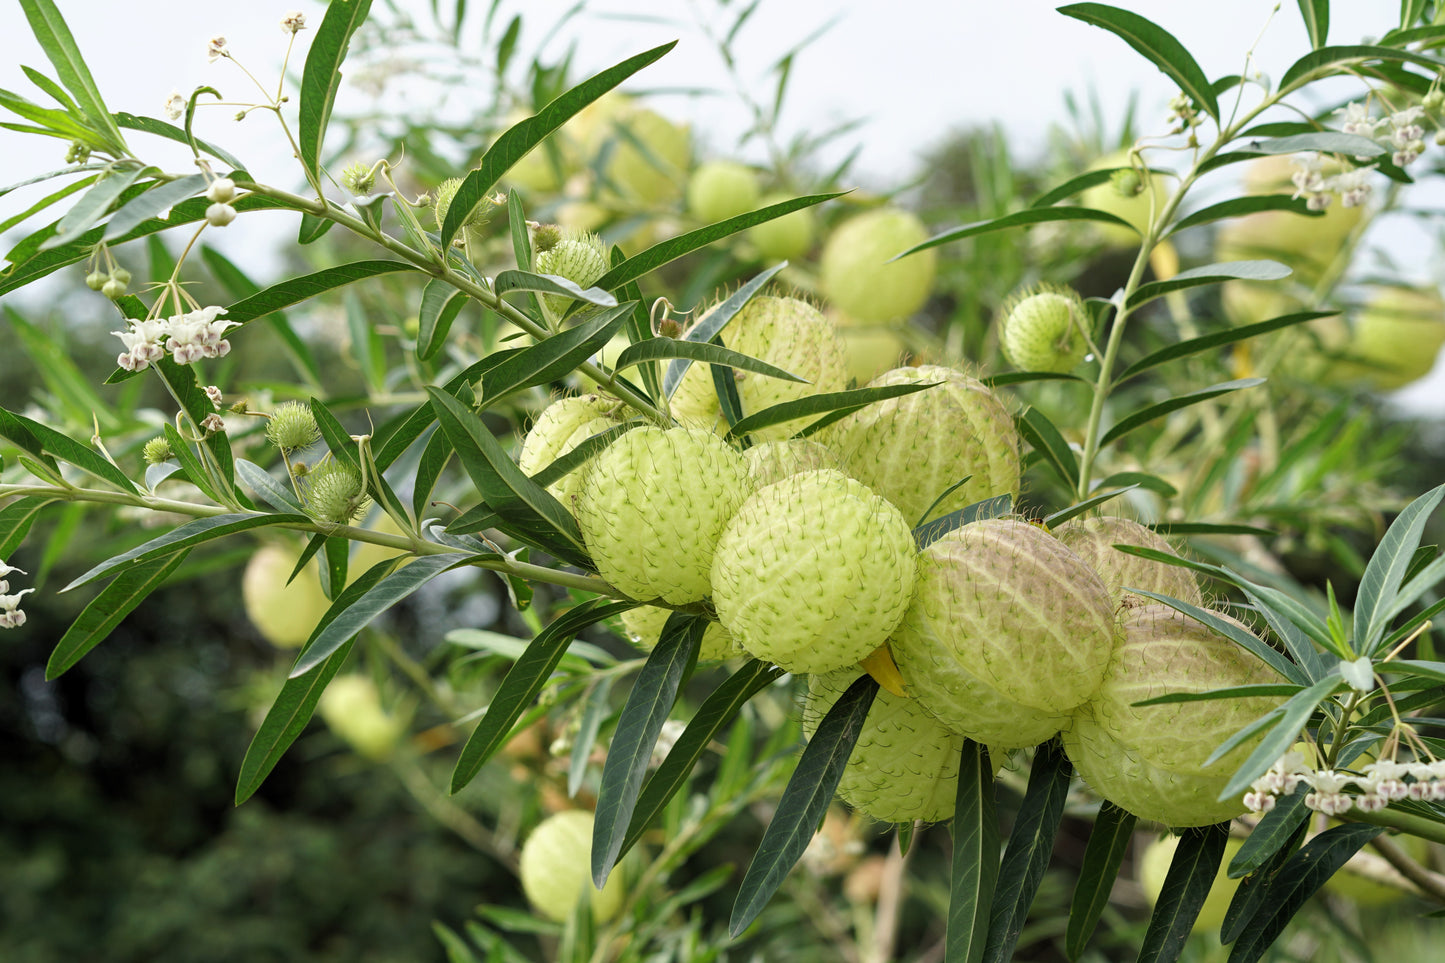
[1137,824,1229,963]
[1117,312,1336,382]
[63,512,309,591]
[0,405,136,493]
[983,740,1073,963]
[441,41,677,248]
[1298,0,1329,48]
[946,741,1000,963]
[223,261,420,326]
[1058,4,1219,121]
[1220,799,1309,944]
[1354,482,1445,656]
[477,302,632,403]
[103,173,209,239]
[620,660,785,860]
[1251,132,1383,156]
[1129,588,1306,683]
[1127,261,1290,308]
[1278,44,1445,92]
[1227,824,1385,963]
[450,598,638,795]
[112,112,245,170]
[19,0,126,150]
[40,164,148,250]
[729,674,877,938]
[1043,486,1136,528]
[913,495,1013,549]
[46,550,189,679]
[493,269,617,307]
[728,382,935,441]
[298,0,374,180]
[201,246,323,391]
[663,261,789,397]
[1211,674,1345,800]
[1167,195,1322,236]
[0,496,52,557]
[1228,788,1310,878]
[1030,166,1169,208]
[235,557,396,805]
[1099,379,1265,448]
[1017,407,1080,490]
[592,615,705,887]
[417,278,469,361]
[1065,802,1137,961]
[897,208,1134,260]
[613,337,807,383]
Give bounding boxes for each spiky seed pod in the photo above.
[821,365,1020,526]
[819,207,936,323]
[619,605,742,661]
[710,469,916,674]
[889,519,1116,749]
[670,296,850,441]
[266,400,321,451]
[1091,604,1282,777]
[519,811,626,923]
[142,436,174,465]
[306,460,369,524]
[1053,515,1204,609]
[998,284,1089,373]
[577,426,749,604]
[534,232,609,318]
[742,438,839,490]
[803,670,1004,824]
[1062,714,1249,827]
[518,395,623,514]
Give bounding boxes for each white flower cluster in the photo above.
[114,306,236,372]
[1290,155,1373,211]
[1338,101,1430,167]
[1244,750,1445,816]
[0,559,32,629]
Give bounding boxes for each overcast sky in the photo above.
[1,0,1441,410]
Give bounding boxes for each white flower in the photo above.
[281,11,306,33]
[0,559,25,580]
[1291,155,1327,197]
[200,413,226,434]
[1353,793,1388,813]
[113,317,172,371]
[164,90,185,121]
[0,588,33,629]
[207,36,229,63]
[167,306,236,364]
[1331,168,1372,208]
[205,385,223,406]
[1304,791,1353,815]
[1309,769,1352,794]
[1337,102,1373,137]
[1243,790,1276,814]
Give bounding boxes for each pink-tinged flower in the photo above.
[113,317,171,371]
[0,588,34,629]
[281,11,306,33]
[200,413,226,434]
[207,36,229,63]
[167,307,236,364]
[205,385,223,406]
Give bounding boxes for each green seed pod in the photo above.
[670,296,850,441]
[318,674,406,761]
[519,811,626,923]
[819,207,936,323]
[711,469,916,674]
[1053,515,1203,609]
[687,160,761,223]
[534,232,609,318]
[822,365,1020,526]
[747,191,817,262]
[577,426,750,604]
[741,438,839,490]
[619,605,742,661]
[266,400,321,452]
[890,519,1115,749]
[998,284,1089,373]
[518,397,624,513]
[142,436,174,465]
[306,460,369,524]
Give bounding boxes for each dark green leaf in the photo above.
[897,208,1135,259]
[914,495,1013,549]
[1065,802,1136,961]
[20,0,126,150]
[103,173,208,239]
[613,337,806,384]
[1298,0,1329,48]
[566,676,614,799]
[223,260,418,326]
[450,599,638,794]
[113,112,244,170]
[0,496,52,557]
[46,550,187,679]
[1030,166,1166,208]
[1129,588,1305,683]
[592,614,704,886]
[1130,683,1304,706]
[478,302,632,403]
[200,246,323,390]
[620,660,784,860]
[298,210,333,244]
[729,674,877,938]
[1220,797,1309,943]
[1150,522,1276,537]
[412,427,452,521]
[418,279,469,362]
[493,269,617,307]
[1043,487,1137,528]
[235,557,396,804]
[1095,471,1177,498]
[442,42,676,248]
[40,165,147,250]
[1017,407,1079,490]
[983,740,1072,963]
[594,193,840,291]
[729,382,935,442]
[982,371,1088,389]
[1226,824,1384,963]
[1278,44,1445,91]
[529,424,632,492]
[946,741,1000,963]
[1228,788,1309,878]
[1099,379,1265,448]
[1211,675,1346,800]
[298,0,374,179]
[1355,482,1445,656]
[1058,4,1219,120]
[63,512,308,591]
[663,262,789,397]
[1117,312,1336,382]
[0,406,136,493]
[1128,261,1290,308]
[1168,195,1323,236]
[1137,824,1229,963]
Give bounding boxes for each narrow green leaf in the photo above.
[450,599,638,794]
[298,210,333,244]
[1030,166,1166,208]
[0,496,53,557]
[161,424,219,503]
[20,0,126,149]
[494,269,618,307]
[729,674,877,938]
[1128,261,1290,308]
[1117,311,1335,382]
[0,406,136,493]
[1228,789,1309,878]
[983,739,1073,963]
[200,246,323,391]
[1095,471,1177,498]
[946,741,1000,963]
[0,171,96,234]
[530,424,632,492]
[897,207,1134,259]
[1043,486,1137,528]
[46,550,188,679]
[1252,132,1383,156]
[298,0,374,178]
[1065,802,1136,961]
[1355,482,1445,656]
[613,337,806,384]
[418,278,469,361]
[1129,588,1305,683]
[620,660,784,859]
[1383,549,1445,625]
[113,112,244,170]
[1212,675,1345,800]
[223,261,419,326]
[594,193,840,291]
[1130,683,1304,706]
[442,41,676,248]
[1298,0,1329,48]
[63,512,307,592]
[663,261,789,397]
[983,371,1088,389]
[1099,379,1265,448]
[1278,44,1445,92]
[1226,824,1384,963]
[235,558,396,804]
[1168,195,1323,236]
[1221,799,1309,943]
[478,302,632,403]
[728,382,935,441]
[1137,824,1229,963]
[103,173,208,239]
[1017,407,1079,490]
[412,427,452,521]
[566,676,614,799]
[913,495,1013,549]
[1058,4,1219,120]
[592,614,704,886]
[236,459,305,514]
[39,165,148,250]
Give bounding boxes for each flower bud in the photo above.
[111,266,131,286]
[85,270,108,291]
[206,202,237,227]
[102,278,127,299]
[206,178,237,203]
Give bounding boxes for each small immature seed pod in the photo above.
[998,285,1089,373]
[317,674,405,761]
[710,469,916,674]
[241,540,333,649]
[747,191,817,262]
[519,811,626,923]
[686,160,761,223]
[266,400,321,451]
[577,426,750,604]
[534,232,609,317]
[1053,515,1203,609]
[889,518,1116,749]
[142,436,174,465]
[306,460,369,524]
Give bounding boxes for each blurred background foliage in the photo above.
[4,0,1445,960]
